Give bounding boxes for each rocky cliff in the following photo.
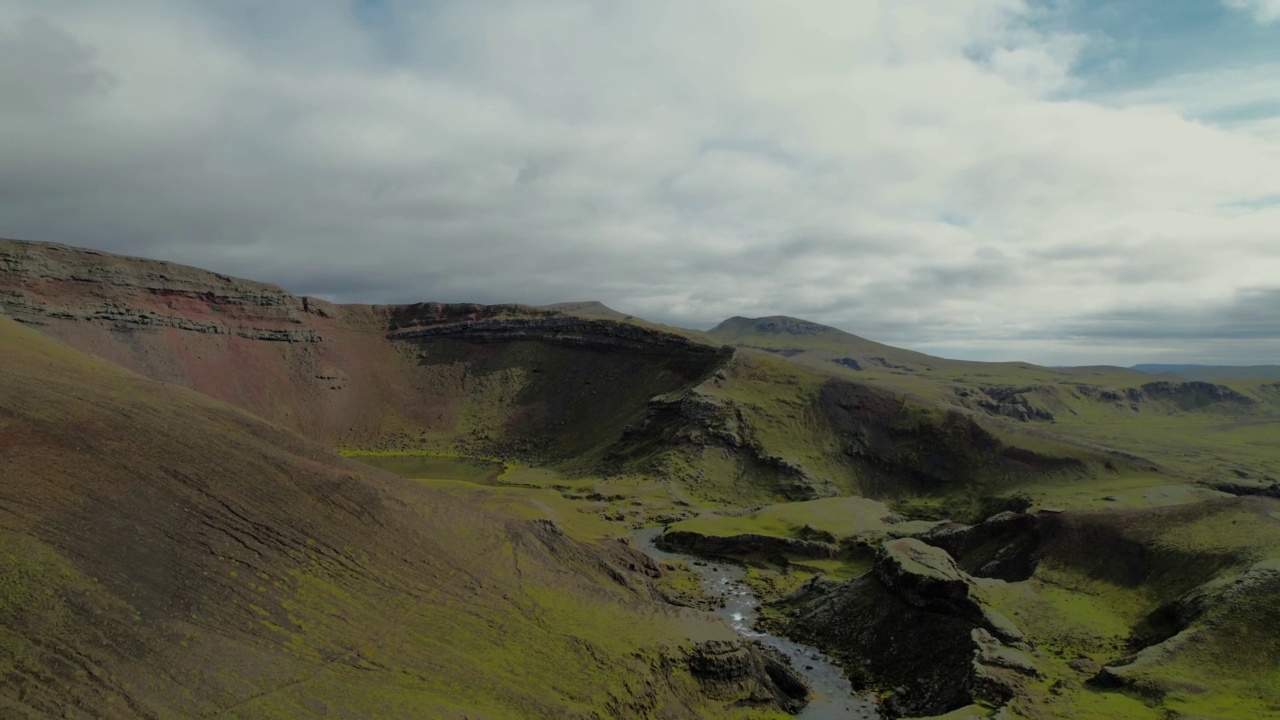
[0,238,731,462]
[763,538,1038,718]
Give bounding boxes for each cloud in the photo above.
[1060,287,1280,341]
[2,0,1280,365]
[1223,0,1280,24]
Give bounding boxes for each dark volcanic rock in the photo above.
[764,538,1035,718]
[971,386,1055,422]
[656,530,840,561]
[389,307,731,358]
[921,511,1047,581]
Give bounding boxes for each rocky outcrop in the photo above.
[683,639,810,714]
[656,530,840,561]
[1080,381,1254,412]
[763,539,1036,718]
[1203,479,1280,499]
[874,540,1025,644]
[969,386,1055,422]
[920,511,1046,581]
[8,297,324,341]
[390,305,730,358]
[756,454,832,501]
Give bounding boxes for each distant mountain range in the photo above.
[1131,364,1280,380]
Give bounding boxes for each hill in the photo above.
[0,238,1118,510]
[0,238,731,464]
[540,300,636,322]
[6,237,1280,719]
[706,315,1280,486]
[707,315,941,368]
[0,316,803,718]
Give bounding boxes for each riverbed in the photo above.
[633,526,880,719]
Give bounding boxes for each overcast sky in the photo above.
[3,1,1280,365]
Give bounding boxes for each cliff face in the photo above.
[0,239,730,460]
[763,539,1038,718]
[0,239,335,338]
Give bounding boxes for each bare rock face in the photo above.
[962,385,1057,422]
[0,239,330,341]
[763,538,1037,718]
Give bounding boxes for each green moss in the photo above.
[741,567,813,604]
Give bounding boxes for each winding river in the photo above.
[633,526,880,719]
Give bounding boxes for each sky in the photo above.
[2,0,1279,366]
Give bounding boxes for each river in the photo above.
[632,526,880,719]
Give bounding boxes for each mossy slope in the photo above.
[0,317,792,719]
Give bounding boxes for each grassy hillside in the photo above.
[706,315,1280,490]
[0,316,798,719]
[602,351,1139,518]
[6,238,1271,514]
[6,239,1117,514]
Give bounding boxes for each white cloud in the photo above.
[1223,0,1280,24]
[1,0,1279,364]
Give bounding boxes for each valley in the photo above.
[2,237,1279,719]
